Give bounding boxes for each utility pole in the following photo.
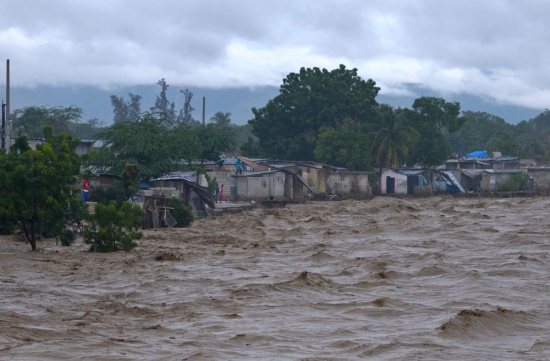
[202,96,206,125]
[1,101,5,149]
[5,59,10,149]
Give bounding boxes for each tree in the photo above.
[168,197,194,228]
[110,93,142,123]
[210,111,232,127]
[0,126,81,251]
[84,201,143,252]
[249,64,380,160]
[369,105,417,168]
[88,113,182,180]
[404,97,463,167]
[177,88,196,125]
[151,78,176,125]
[314,125,373,171]
[12,106,83,138]
[192,123,237,165]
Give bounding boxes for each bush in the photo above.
[60,229,76,246]
[168,197,194,228]
[84,201,143,252]
[496,172,530,192]
[89,180,127,207]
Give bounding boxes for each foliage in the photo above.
[240,136,264,158]
[66,198,89,234]
[168,197,194,228]
[192,123,237,164]
[0,126,81,251]
[404,97,462,167]
[496,172,530,192]
[122,163,140,198]
[249,64,380,160]
[369,105,417,168]
[314,125,373,171]
[210,111,232,127]
[110,93,142,123]
[89,180,127,207]
[177,89,196,124]
[150,78,176,125]
[60,229,76,246]
[84,201,143,252]
[12,105,84,138]
[88,113,182,180]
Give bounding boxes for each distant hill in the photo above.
[2,83,545,125]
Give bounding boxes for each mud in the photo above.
[1,197,550,360]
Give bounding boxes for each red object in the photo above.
[220,186,224,202]
[83,179,89,191]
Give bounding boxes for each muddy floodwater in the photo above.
[2,197,550,360]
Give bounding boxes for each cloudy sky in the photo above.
[1,0,549,110]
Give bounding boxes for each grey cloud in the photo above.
[1,0,549,109]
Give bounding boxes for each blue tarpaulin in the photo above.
[467,150,489,158]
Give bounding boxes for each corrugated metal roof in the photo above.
[152,171,197,182]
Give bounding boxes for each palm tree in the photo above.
[210,111,232,127]
[369,104,417,168]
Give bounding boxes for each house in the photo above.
[144,171,214,218]
[379,168,433,195]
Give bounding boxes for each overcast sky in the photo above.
[1,0,549,110]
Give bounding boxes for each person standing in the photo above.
[235,158,242,175]
[220,184,224,202]
[215,182,220,203]
[82,178,90,202]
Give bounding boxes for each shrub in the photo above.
[168,197,194,228]
[84,201,143,252]
[89,180,127,207]
[496,172,530,192]
[60,229,76,246]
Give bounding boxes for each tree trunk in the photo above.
[29,221,36,251]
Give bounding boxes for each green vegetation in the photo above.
[496,172,531,192]
[168,197,194,228]
[0,126,82,250]
[84,201,143,252]
[314,125,373,171]
[249,64,380,161]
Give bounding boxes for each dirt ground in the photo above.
[1,197,550,360]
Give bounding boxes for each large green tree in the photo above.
[0,126,81,251]
[88,113,183,180]
[314,125,372,171]
[249,64,380,160]
[404,97,463,167]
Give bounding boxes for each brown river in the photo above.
[1,196,550,360]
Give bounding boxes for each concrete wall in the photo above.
[141,186,181,198]
[326,172,371,198]
[480,169,528,191]
[234,174,272,201]
[527,168,550,189]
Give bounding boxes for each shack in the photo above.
[143,172,215,223]
[379,169,433,195]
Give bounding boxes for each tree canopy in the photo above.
[0,126,81,250]
[314,125,373,171]
[249,64,380,160]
